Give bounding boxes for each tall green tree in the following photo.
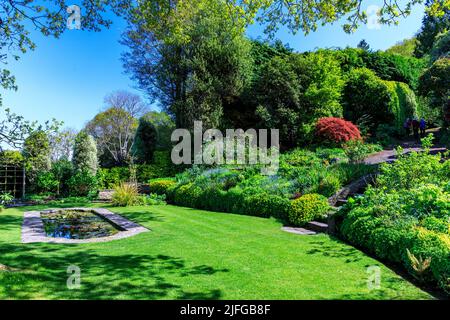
[386,38,419,57]
[122,0,252,130]
[140,111,175,151]
[253,51,344,147]
[0,107,61,151]
[132,117,158,164]
[419,57,450,126]
[22,131,52,183]
[414,0,450,58]
[72,131,98,176]
[357,39,370,51]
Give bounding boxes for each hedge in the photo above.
[163,181,330,226]
[96,151,179,189]
[343,68,418,133]
[339,204,450,295]
[148,179,176,195]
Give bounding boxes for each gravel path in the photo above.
[364,146,447,165]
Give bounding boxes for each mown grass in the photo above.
[0,203,432,300]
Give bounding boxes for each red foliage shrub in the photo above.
[315,117,361,144]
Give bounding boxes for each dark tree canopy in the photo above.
[357,39,370,51]
[414,0,450,58]
[132,117,158,164]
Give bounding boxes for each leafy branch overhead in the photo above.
[0,107,62,151]
[2,0,446,55]
[228,0,447,35]
[0,0,446,101]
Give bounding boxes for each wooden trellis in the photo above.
[0,163,25,199]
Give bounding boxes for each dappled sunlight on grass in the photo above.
[0,204,432,300]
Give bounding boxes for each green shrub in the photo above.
[96,167,130,189]
[377,148,445,191]
[318,174,341,197]
[149,179,176,195]
[138,151,178,180]
[375,123,397,146]
[67,171,98,197]
[314,148,347,162]
[371,220,417,263]
[404,184,450,219]
[168,182,292,221]
[339,145,450,295]
[197,186,229,212]
[51,159,74,196]
[421,216,450,235]
[96,152,178,189]
[111,183,140,207]
[343,140,382,163]
[289,194,330,226]
[241,194,291,219]
[340,206,383,250]
[173,183,203,208]
[138,193,167,206]
[0,192,14,206]
[35,171,59,194]
[333,162,376,185]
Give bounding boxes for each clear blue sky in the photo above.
[1,1,425,131]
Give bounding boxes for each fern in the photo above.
[406,249,431,280]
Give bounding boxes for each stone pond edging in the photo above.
[21,207,150,244]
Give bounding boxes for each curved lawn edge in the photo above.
[0,203,433,300]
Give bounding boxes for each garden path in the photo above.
[286,129,448,236]
[365,127,447,165]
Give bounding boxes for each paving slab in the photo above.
[281,226,317,235]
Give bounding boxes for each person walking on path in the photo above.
[412,118,420,142]
[420,118,426,137]
[404,118,411,137]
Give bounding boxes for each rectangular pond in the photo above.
[41,210,124,240]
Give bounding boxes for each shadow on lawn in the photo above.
[0,206,226,300]
[107,207,166,224]
[0,214,23,232]
[306,239,363,263]
[0,243,227,300]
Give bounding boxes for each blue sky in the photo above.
[1,1,426,131]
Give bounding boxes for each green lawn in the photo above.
[0,204,432,300]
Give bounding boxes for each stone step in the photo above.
[336,198,348,207]
[306,221,328,233]
[281,226,317,235]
